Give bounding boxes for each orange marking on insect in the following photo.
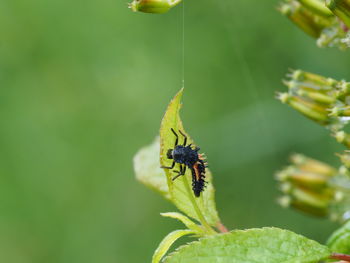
[198,154,205,160]
[193,162,201,181]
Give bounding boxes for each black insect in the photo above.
[161,128,208,197]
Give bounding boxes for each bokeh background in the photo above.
[1,0,350,262]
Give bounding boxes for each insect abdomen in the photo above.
[191,161,206,197]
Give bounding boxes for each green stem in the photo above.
[181,175,217,235]
[300,0,334,16]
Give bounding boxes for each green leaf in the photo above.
[327,220,350,254]
[152,229,195,263]
[164,227,331,263]
[161,212,204,234]
[159,88,220,228]
[134,137,170,200]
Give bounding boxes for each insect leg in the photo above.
[172,165,186,181]
[161,161,175,169]
[180,165,187,177]
[178,130,187,146]
[170,128,179,147]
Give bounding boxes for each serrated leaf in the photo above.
[327,220,350,254]
[164,227,331,263]
[134,137,170,200]
[159,89,220,227]
[161,212,204,234]
[152,229,196,263]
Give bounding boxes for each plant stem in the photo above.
[330,253,350,261]
[181,175,217,235]
[216,222,229,233]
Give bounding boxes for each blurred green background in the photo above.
[1,0,350,262]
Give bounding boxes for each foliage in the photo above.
[134,90,339,263]
[165,228,330,263]
[132,0,350,262]
[327,220,350,254]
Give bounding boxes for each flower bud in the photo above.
[129,0,182,14]
[297,89,336,104]
[289,69,338,90]
[276,154,336,190]
[277,169,330,190]
[338,151,350,168]
[342,32,350,47]
[278,70,350,128]
[278,186,331,217]
[290,153,337,176]
[329,106,350,117]
[276,154,338,218]
[328,170,350,221]
[334,131,350,148]
[326,0,350,28]
[278,0,331,38]
[289,188,331,217]
[279,0,349,49]
[300,0,334,17]
[335,81,350,100]
[277,92,331,124]
[317,23,349,49]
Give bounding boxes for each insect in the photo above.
[161,128,208,197]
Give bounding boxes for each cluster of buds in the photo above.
[278,0,350,49]
[276,153,350,222]
[129,0,182,14]
[277,69,350,148]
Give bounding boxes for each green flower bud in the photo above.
[297,89,336,104]
[278,187,331,217]
[129,0,182,14]
[277,92,330,124]
[328,171,350,221]
[289,69,338,90]
[276,155,336,193]
[278,195,292,208]
[290,153,337,176]
[326,0,350,28]
[278,70,350,128]
[342,32,350,47]
[291,187,331,213]
[329,106,350,117]
[338,152,350,168]
[299,0,334,17]
[317,22,349,49]
[276,154,341,219]
[278,0,331,38]
[335,81,350,100]
[278,170,331,189]
[334,131,350,148]
[278,1,348,48]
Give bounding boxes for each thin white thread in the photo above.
[182,0,185,88]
